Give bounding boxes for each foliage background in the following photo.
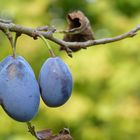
[0,0,140,140]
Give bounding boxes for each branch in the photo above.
[59,25,140,51]
[0,18,139,140]
[0,21,140,53]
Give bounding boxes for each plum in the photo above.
[39,57,73,107]
[0,55,13,71]
[0,55,40,122]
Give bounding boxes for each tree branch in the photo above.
[59,25,140,49]
[0,19,140,140]
[0,20,140,54]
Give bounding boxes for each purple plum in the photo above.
[0,55,40,122]
[39,57,73,107]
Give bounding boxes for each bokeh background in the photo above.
[0,0,140,140]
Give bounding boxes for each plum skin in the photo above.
[0,55,40,122]
[39,57,73,107]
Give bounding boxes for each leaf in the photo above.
[36,128,73,140]
[27,122,73,140]
[36,129,53,140]
[60,10,95,52]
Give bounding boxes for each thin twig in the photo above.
[0,21,140,53]
[26,122,39,139]
[59,25,140,49]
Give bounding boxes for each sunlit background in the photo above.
[0,0,140,140]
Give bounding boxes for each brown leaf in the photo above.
[52,134,73,140]
[52,128,73,140]
[60,10,95,52]
[36,129,53,140]
[36,128,72,140]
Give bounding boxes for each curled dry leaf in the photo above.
[36,128,73,140]
[60,10,95,53]
[36,129,52,140]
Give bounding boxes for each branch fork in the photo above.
[0,18,139,57]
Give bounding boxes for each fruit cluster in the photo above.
[0,55,73,122]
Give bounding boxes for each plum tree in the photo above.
[0,55,40,122]
[39,57,73,107]
[0,11,139,139]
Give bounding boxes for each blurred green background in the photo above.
[0,0,140,140]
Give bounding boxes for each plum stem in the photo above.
[1,28,17,58]
[13,33,21,58]
[39,35,55,57]
[6,30,16,58]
